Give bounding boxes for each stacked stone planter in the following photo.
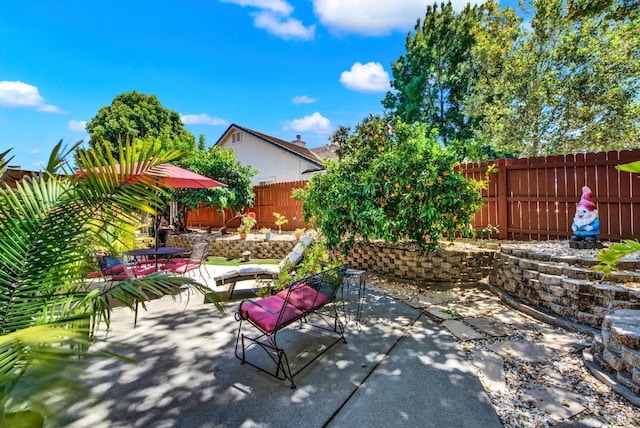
[491,245,640,401]
[346,241,496,284]
[490,245,640,328]
[591,309,640,396]
[166,233,296,260]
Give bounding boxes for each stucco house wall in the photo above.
[215,125,324,186]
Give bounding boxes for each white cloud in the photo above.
[340,62,390,93]
[220,0,292,15]
[292,95,316,104]
[68,120,87,132]
[286,112,331,133]
[181,113,228,126]
[0,81,62,113]
[220,0,315,40]
[254,11,315,40]
[30,148,40,155]
[313,0,482,35]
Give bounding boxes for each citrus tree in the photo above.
[295,115,485,252]
[0,140,220,425]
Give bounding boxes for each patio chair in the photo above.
[85,254,126,282]
[211,236,314,300]
[161,241,210,285]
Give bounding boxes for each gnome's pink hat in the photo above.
[577,186,596,211]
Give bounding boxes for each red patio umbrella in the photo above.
[78,162,227,249]
[139,163,227,189]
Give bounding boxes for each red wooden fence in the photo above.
[460,149,640,240]
[188,150,640,240]
[187,181,309,231]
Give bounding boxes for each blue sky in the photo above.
[1,0,518,170]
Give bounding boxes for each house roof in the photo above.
[214,124,324,170]
[310,144,339,162]
[1,167,38,188]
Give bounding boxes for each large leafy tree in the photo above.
[382,1,482,153]
[480,0,640,156]
[296,115,485,252]
[384,0,640,160]
[171,143,257,230]
[86,91,196,156]
[0,140,219,424]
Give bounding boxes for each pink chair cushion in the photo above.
[240,296,303,334]
[161,262,200,274]
[137,258,167,265]
[168,257,189,264]
[276,284,330,311]
[112,266,157,281]
[102,264,125,275]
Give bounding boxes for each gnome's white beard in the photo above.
[574,211,597,227]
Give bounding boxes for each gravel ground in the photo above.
[369,275,640,427]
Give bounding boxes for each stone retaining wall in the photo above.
[490,245,640,397]
[490,246,640,328]
[592,309,640,396]
[167,233,296,260]
[346,241,496,283]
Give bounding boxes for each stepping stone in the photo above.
[442,320,486,341]
[410,296,432,309]
[466,317,514,338]
[487,339,557,363]
[453,305,488,318]
[520,385,586,421]
[538,328,587,354]
[426,306,461,321]
[472,349,506,392]
[492,309,541,333]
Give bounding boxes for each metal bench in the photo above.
[234,264,347,388]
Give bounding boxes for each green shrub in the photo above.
[295,115,485,252]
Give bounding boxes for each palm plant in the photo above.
[0,140,221,425]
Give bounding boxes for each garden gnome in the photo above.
[571,186,600,242]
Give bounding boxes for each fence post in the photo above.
[496,158,508,240]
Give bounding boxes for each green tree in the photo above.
[0,140,220,424]
[295,115,485,252]
[382,1,482,152]
[463,0,522,159]
[474,0,640,156]
[86,91,196,156]
[171,145,257,230]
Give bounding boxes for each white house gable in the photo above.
[216,126,323,185]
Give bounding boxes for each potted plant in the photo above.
[273,212,288,234]
[261,227,272,240]
[294,228,306,240]
[238,213,257,240]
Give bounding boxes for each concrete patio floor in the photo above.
[61,266,501,427]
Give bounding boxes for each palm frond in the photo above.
[0,139,219,418]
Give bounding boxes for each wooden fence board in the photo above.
[458,149,640,240]
[188,150,640,240]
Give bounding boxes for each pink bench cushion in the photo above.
[240,296,303,334]
[276,284,331,311]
